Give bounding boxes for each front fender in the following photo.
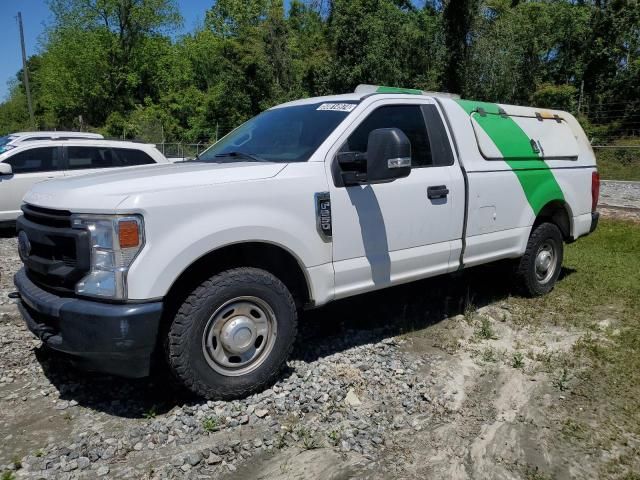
[119,161,333,301]
[126,203,331,300]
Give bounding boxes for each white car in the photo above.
[0,140,168,223]
[0,131,104,154]
[14,85,599,400]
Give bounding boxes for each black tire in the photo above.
[166,267,297,400]
[515,222,564,297]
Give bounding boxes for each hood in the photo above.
[23,162,287,212]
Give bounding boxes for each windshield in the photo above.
[0,135,17,153]
[0,135,16,147]
[196,102,357,163]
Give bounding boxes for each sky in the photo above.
[0,0,213,100]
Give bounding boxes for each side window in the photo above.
[345,105,433,168]
[423,104,454,167]
[66,146,117,170]
[113,148,156,166]
[5,147,60,174]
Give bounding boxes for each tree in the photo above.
[530,83,578,112]
[0,0,637,143]
[35,0,181,127]
[463,0,589,104]
[441,0,479,94]
[328,0,443,92]
[0,81,31,134]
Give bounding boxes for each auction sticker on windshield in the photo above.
[317,103,357,112]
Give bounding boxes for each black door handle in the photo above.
[427,185,449,199]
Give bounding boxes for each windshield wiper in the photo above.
[214,151,266,162]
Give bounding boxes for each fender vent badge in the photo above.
[315,192,332,242]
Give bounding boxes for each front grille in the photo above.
[17,205,90,294]
[22,204,72,229]
[30,236,77,267]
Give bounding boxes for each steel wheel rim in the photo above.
[202,296,277,377]
[535,241,556,284]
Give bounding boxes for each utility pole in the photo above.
[18,12,35,129]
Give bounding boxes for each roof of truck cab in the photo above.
[273,89,593,171]
[273,90,577,128]
[270,91,457,110]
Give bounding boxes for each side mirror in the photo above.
[0,163,12,176]
[365,128,411,183]
[337,128,411,186]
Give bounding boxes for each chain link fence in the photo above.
[157,143,209,161]
[592,143,640,181]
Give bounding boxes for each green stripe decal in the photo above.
[455,99,564,215]
[376,86,423,95]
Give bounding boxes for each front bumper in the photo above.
[14,268,162,378]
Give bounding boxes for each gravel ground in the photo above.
[599,180,640,209]
[0,202,636,480]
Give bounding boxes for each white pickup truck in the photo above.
[13,85,599,400]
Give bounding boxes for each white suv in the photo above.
[0,140,168,223]
[0,131,103,154]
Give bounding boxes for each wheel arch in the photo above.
[163,241,312,316]
[533,199,573,241]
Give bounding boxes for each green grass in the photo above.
[481,347,498,363]
[512,219,640,476]
[475,317,497,340]
[295,425,322,450]
[595,139,640,181]
[551,366,571,392]
[522,464,554,480]
[327,429,342,446]
[143,405,157,419]
[520,219,640,322]
[511,351,525,369]
[202,416,220,433]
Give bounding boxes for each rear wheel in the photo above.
[515,222,564,297]
[166,267,297,400]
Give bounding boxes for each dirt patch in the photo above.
[227,447,364,480]
[599,205,640,223]
[377,307,592,480]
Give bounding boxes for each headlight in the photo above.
[71,214,145,300]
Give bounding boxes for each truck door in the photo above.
[326,98,465,299]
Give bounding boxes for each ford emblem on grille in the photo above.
[18,231,31,260]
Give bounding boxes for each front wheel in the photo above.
[166,267,298,400]
[515,222,564,297]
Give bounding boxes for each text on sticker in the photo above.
[317,103,357,112]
